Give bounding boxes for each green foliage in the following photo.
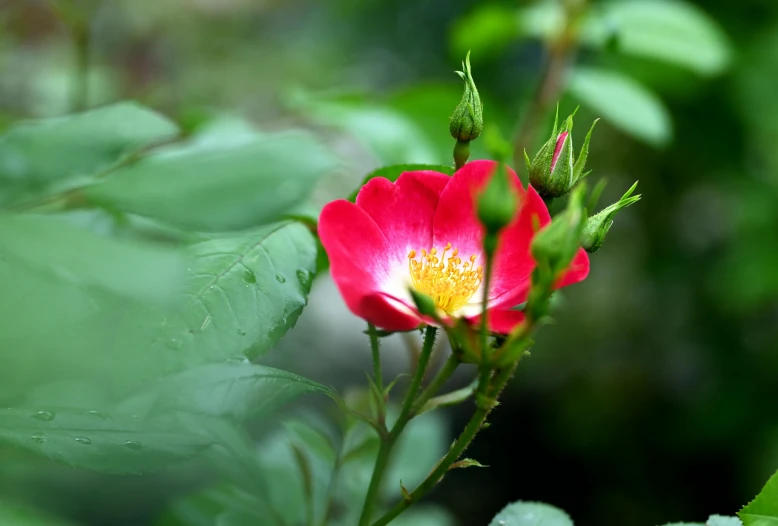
[568,67,672,147]
[739,470,778,525]
[0,102,178,206]
[83,131,337,231]
[0,501,75,526]
[120,363,333,421]
[0,213,183,303]
[0,408,211,474]
[348,164,454,202]
[708,516,743,526]
[582,0,732,76]
[489,501,574,526]
[116,221,319,375]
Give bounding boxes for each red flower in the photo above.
[318,160,589,334]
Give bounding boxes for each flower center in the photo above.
[407,243,483,313]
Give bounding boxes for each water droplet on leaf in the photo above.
[243,270,256,284]
[74,436,92,445]
[30,411,55,421]
[237,329,246,336]
[123,440,143,451]
[86,410,110,419]
[296,269,311,285]
[275,274,286,283]
[30,433,46,444]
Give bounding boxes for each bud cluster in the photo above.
[526,110,597,200]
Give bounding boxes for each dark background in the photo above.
[1,1,777,525]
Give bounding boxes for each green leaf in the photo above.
[418,379,477,415]
[450,5,520,59]
[120,363,333,421]
[489,501,574,526]
[289,92,437,166]
[582,0,731,76]
[0,501,75,526]
[739,470,778,526]
[0,408,211,474]
[449,458,488,470]
[83,130,337,231]
[283,420,337,464]
[707,516,743,526]
[0,213,184,303]
[0,102,178,206]
[348,164,454,202]
[568,67,672,147]
[117,221,318,376]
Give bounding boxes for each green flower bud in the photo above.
[449,52,483,143]
[581,181,641,253]
[477,163,518,239]
[531,184,587,277]
[526,111,598,199]
[409,288,440,319]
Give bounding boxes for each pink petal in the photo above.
[487,184,552,309]
[468,308,526,335]
[550,131,568,173]
[359,292,423,331]
[356,171,451,262]
[432,160,525,262]
[556,247,590,288]
[318,200,392,314]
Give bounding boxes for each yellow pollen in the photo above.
[407,242,483,313]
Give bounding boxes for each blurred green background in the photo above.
[1,0,777,525]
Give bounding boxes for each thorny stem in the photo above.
[358,326,438,526]
[412,353,460,415]
[371,361,521,526]
[512,0,588,170]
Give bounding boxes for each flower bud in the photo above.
[477,163,518,238]
[581,181,641,253]
[527,111,598,199]
[449,52,483,143]
[409,288,440,319]
[531,184,587,277]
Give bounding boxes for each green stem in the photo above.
[367,323,383,394]
[412,353,459,414]
[371,362,519,526]
[358,326,438,526]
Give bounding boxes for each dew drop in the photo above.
[275,274,286,284]
[296,269,311,285]
[86,410,110,419]
[165,338,183,350]
[30,411,55,422]
[74,436,92,445]
[30,433,46,444]
[123,440,143,451]
[237,329,246,336]
[243,270,256,284]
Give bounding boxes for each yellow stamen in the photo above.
[407,243,482,313]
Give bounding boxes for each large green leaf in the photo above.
[739,470,778,526]
[568,67,672,147]
[488,501,574,526]
[83,130,337,231]
[120,362,333,421]
[0,213,184,304]
[0,408,212,474]
[0,102,178,206]
[0,501,74,526]
[582,0,731,76]
[117,221,318,377]
[708,517,743,526]
[348,164,454,202]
